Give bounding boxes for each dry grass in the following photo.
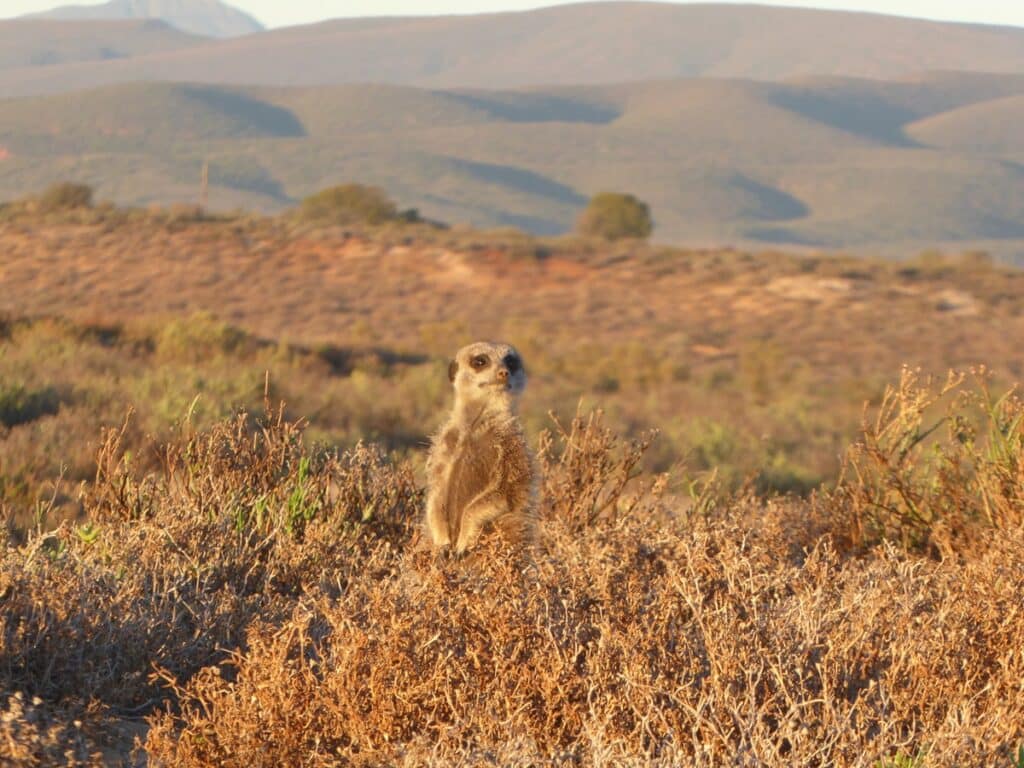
[826,367,1024,555]
[2,210,1023,764]
[1,376,1023,766]
[2,208,1024,530]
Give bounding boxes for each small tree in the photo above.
[577,192,653,241]
[38,182,93,213]
[299,184,400,226]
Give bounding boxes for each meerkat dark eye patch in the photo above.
[504,354,521,374]
[471,354,490,370]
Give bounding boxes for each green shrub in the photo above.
[0,384,60,428]
[37,182,93,213]
[577,192,653,241]
[299,184,401,226]
[755,454,822,497]
[154,312,249,363]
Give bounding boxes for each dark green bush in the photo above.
[299,184,402,226]
[154,311,250,363]
[577,192,653,240]
[0,384,60,428]
[37,183,93,213]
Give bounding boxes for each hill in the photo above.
[1,205,1023,767]
[2,74,1024,258]
[1,207,1022,519]
[907,94,1024,154]
[0,18,203,71]
[25,0,264,38]
[2,2,1024,97]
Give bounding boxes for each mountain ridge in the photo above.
[3,2,1024,97]
[25,0,264,39]
[0,18,204,72]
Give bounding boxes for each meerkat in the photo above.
[424,341,536,555]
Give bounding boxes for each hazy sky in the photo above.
[3,0,1023,30]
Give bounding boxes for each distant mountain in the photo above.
[26,0,263,39]
[0,19,203,72]
[3,2,1024,97]
[3,73,1024,262]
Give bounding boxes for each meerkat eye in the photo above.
[504,354,521,374]
[471,354,490,370]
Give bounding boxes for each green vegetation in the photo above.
[0,313,440,525]
[37,182,92,212]
[0,383,60,428]
[577,191,653,241]
[298,183,415,226]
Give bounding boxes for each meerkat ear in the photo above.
[448,360,458,383]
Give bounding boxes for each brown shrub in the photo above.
[822,367,1024,555]
[0,408,418,715]
[143,506,1024,767]
[2,396,1024,765]
[538,406,664,533]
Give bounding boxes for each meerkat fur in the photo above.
[425,341,536,554]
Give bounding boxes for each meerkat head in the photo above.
[448,341,526,409]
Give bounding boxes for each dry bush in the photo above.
[823,367,1024,555]
[143,504,1024,767]
[538,406,664,533]
[2,397,1024,765]
[138,407,1022,767]
[0,408,418,720]
[4,213,1024,523]
[0,383,61,429]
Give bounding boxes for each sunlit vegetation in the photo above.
[1,201,1023,764]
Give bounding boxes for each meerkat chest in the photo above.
[442,427,506,507]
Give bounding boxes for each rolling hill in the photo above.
[2,72,1024,260]
[907,95,1024,154]
[0,18,204,72]
[25,0,264,38]
[2,3,1024,97]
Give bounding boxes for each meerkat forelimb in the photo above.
[424,341,536,555]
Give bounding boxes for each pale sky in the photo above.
[2,0,1023,30]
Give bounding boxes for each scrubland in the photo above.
[1,203,1023,765]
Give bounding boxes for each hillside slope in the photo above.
[0,18,204,72]
[26,0,264,38]
[907,94,1024,154]
[3,73,1024,258]
[3,3,1024,96]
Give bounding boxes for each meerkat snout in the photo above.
[425,341,537,555]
